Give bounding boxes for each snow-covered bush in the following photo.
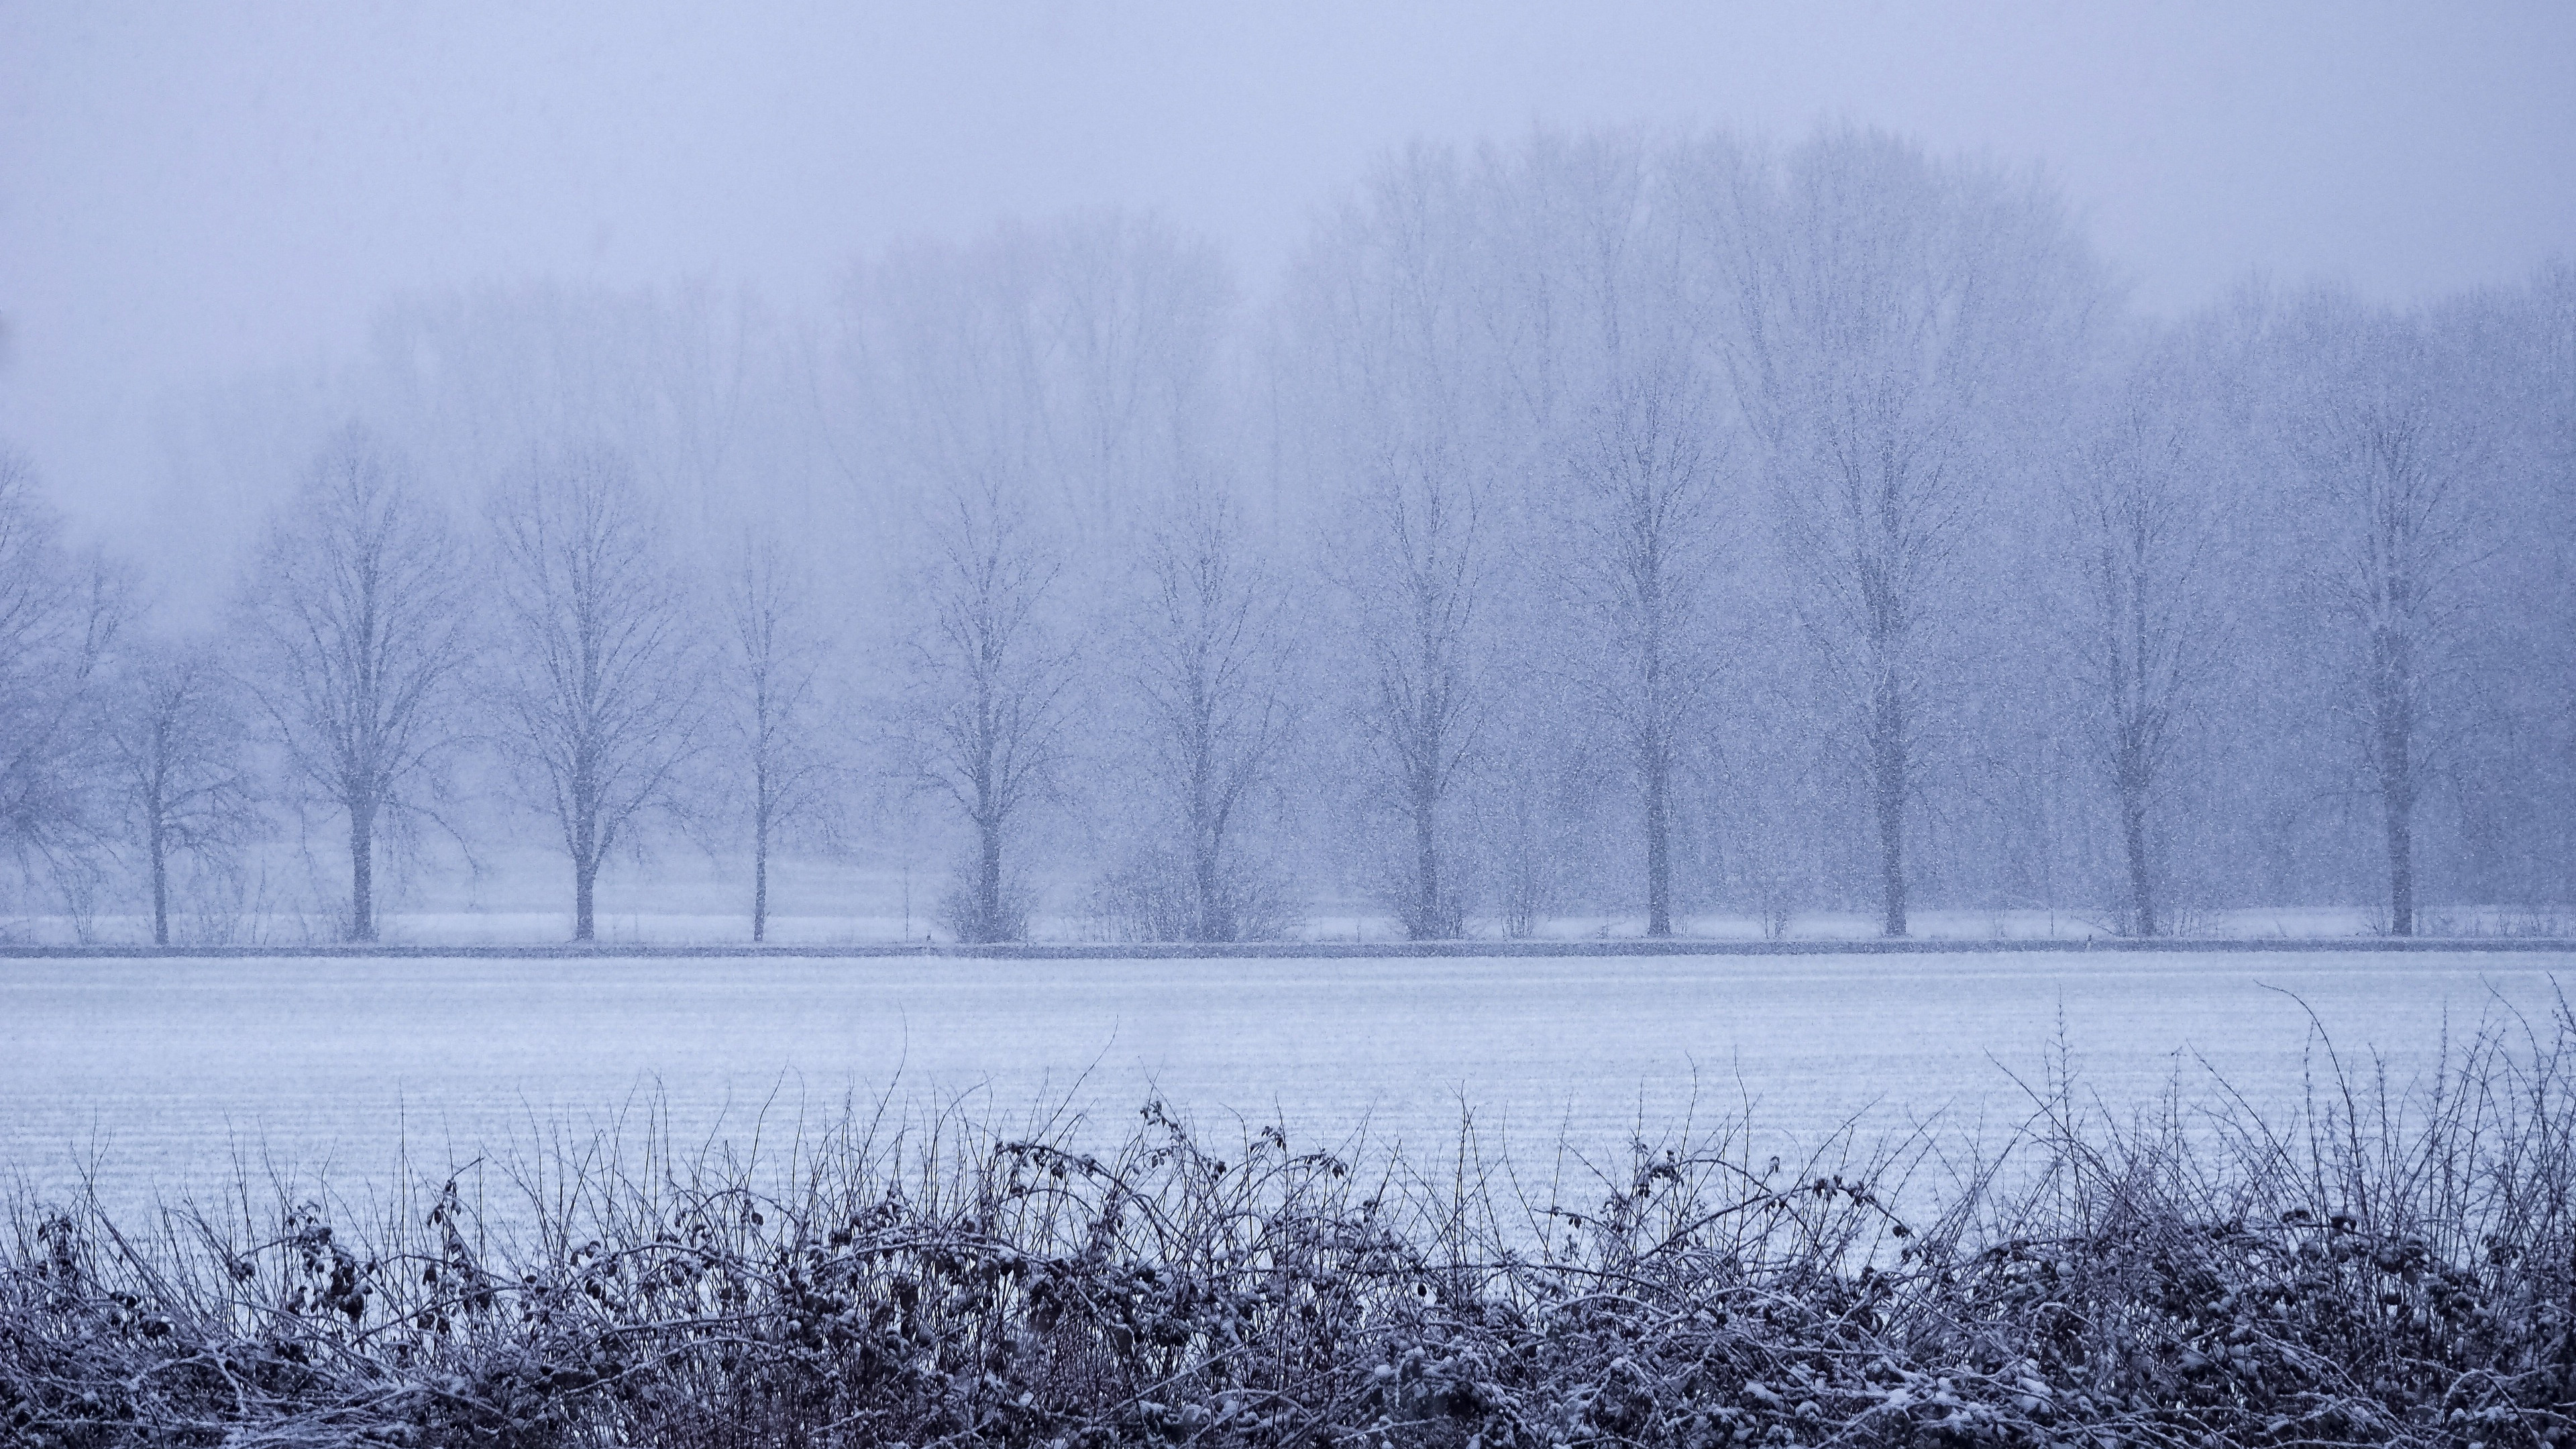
[9,1009,2576,1447]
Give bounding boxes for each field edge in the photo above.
[5,935,2575,961]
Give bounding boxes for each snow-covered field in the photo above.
[5,949,2567,1211]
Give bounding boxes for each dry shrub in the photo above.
[7,1000,2576,1447]
[1092,847,1300,943]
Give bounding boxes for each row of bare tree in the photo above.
[0,424,1308,947]
[0,438,814,943]
[4,127,2568,943]
[1269,131,2566,941]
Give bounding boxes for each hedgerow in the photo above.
[8,1004,2575,1447]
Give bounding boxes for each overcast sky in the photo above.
[4,0,2571,537]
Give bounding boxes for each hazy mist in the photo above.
[2,1,2571,946]
[9,1,2573,544]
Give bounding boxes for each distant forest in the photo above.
[3,127,2570,945]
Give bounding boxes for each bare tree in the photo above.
[1686,129,2105,936]
[2064,348,2231,936]
[723,535,834,943]
[238,426,473,942]
[1481,130,1734,941]
[843,219,1230,943]
[1350,460,1482,940]
[908,483,1072,945]
[1128,492,1294,941]
[2284,303,2486,936]
[2506,261,2576,908]
[105,641,261,945]
[0,451,127,880]
[490,446,706,943]
[1284,147,1497,941]
[1565,362,1727,937]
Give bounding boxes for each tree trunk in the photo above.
[977,818,1006,943]
[1872,680,1909,938]
[1411,792,1443,941]
[2385,796,2415,938]
[752,803,770,944]
[2377,631,2417,938]
[149,814,170,948]
[1189,737,1226,942]
[1644,746,1672,938]
[2121,779,2157,938]
[570,763,599,942]
[1192,830,1224,943]
[574,854,596,943]
[349,794,378,943]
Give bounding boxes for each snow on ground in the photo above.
[7,842,2571,946]
[7,903,2572,947]
[4,949,2566,1213]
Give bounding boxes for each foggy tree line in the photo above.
[2,126,2569,944]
